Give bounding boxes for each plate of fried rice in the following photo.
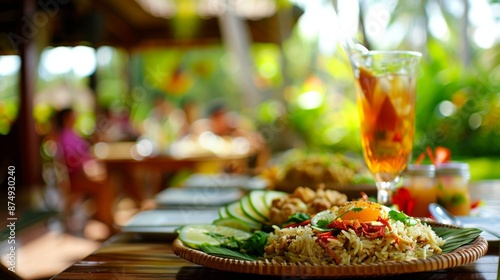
[173,200,488,277]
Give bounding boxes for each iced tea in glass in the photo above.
[351,51,421,205]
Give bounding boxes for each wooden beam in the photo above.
[87,0,139,47]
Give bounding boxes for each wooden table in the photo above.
[51,180,500,280]
[50,233,499,280]
[93,141,252,173]
[93,141,251,200]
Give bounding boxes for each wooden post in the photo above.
[217,0,261,110]
[17,0,41,198]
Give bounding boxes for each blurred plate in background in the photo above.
[155,187,245,208]
[456,216,500,244]
[182,173,268,190]
[120,209,220,238]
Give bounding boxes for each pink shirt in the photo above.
[59,128,92,174]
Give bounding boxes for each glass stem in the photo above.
[376,180,394,206]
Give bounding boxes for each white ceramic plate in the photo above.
[120,209,220,237]
[155,187,245,208]
[183,174,267,190]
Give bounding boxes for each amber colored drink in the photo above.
[355,67,416,182]
[351,51,421,205]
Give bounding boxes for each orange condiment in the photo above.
[436,162,471,216]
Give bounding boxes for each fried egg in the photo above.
[311,200,392,229]
[336,200,391,222]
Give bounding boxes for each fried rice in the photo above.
[263,219,445,265]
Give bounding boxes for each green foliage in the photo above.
[279,1,500,160]
[414,39,500,157]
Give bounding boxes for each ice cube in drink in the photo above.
[355,67,415,181]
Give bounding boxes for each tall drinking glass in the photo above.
[350,51,421,205]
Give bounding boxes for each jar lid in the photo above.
[403,164,435,177]
[436,162,470,177]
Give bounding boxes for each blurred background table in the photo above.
[93,141,252,202]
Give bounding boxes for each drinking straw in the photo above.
[330,4,369,57]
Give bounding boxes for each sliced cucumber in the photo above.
[263,190,287,209]
[240,195,267,223]
[178,224,252,249]
[218,205,230,219]
[212,217,252,232]
[248,190,269,220]
[226,201,260,229]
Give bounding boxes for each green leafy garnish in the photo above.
[281,213,311,227]
[201,231,268,261]
[336,207,363,220]
[240,231,268,256]
[286,213,311,224]
[315,219,331,229]
[432,226,483,253]
[199,244,257,261]
[350,207,363,213]
[388,210,418,226]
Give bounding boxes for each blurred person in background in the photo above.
[93,107,145,210]
[205,101,268,171]
[53,108,116,235]
[209,101,265,152]
[96,107,139,143]
[140,96,185,154]
[178,97,200,137]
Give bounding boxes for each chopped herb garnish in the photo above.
[287,213,311,223]
[388,210,418,226]
[316,219,331,228]
[281,213,311,227]
[336,207,363,220]
[240,231,268,256]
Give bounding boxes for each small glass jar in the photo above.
[402,164,437,217]
[436,162,471,216]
